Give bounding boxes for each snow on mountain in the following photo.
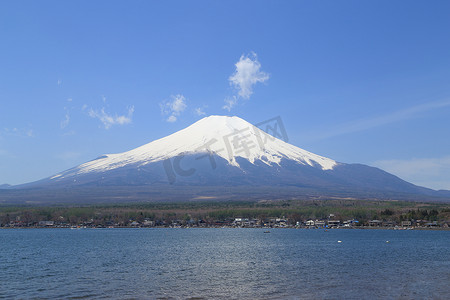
[6,115,450,204]
[51,116,337,180]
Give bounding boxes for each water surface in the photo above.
[1,228,449,299]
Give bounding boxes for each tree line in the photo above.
[1,199,449,227]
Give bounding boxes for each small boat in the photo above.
[264,231,270,233]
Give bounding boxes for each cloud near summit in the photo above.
[160,94,187,122]
[88,106,134,129]
[223,52,269,111]
[229,53,269,99]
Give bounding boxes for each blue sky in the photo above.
[1,0,450,190]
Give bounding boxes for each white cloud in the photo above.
[26,129,34,137]
[223,52,269,111]
[62,130,76,136]
[160,94,187,122]
[171,95,187,113]
[60,111,70,129]
[307,99,450,141]
[88,106,134,129]
[2,127,34,138]
[167,115,177,122]
[194,107,206,116]
[373,156,450,190]
[229,52,269,99]
[222,96,237,112]
[61,106,71,129]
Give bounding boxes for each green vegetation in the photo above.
[1,199,449,227]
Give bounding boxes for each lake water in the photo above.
[0,228,449,299]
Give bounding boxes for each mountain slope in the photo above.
[46,115,337,184]
[5,115,450,204]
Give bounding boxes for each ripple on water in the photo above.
[0,228,449,299]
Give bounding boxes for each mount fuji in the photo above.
[1,115,449,204]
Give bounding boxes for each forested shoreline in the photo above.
[1,199,449,228]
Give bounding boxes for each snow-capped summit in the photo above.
[51,115,337,180]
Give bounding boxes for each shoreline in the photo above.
[2,226,449,231]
